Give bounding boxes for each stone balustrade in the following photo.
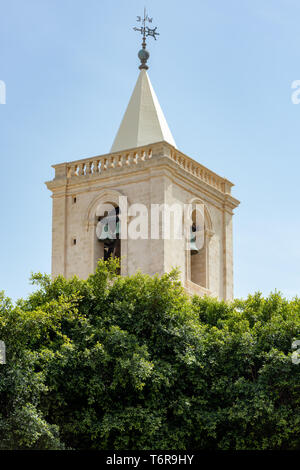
[52,141,233,194]
[168,147,229,193]
[66,147,153,179]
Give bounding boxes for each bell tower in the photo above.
[46,10,239,300]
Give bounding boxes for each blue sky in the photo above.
[1,0,300,301]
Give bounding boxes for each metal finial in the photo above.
[133,7,159,70]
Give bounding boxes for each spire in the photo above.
[110,69,176,153]
[110,9,176,153]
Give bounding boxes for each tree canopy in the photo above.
[0,259,299,450]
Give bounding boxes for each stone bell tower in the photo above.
[46,12,239,300]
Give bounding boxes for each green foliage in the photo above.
[0,261,300,449]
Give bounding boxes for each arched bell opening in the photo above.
[95,204,121,274]
[189,207,208,289]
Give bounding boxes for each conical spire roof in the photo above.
[111,69,176,153]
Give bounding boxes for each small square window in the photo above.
[73,196,77,204]
[73,238,77,246]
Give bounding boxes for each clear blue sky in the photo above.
[1,0,300,301]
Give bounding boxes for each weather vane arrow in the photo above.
[133,8,159,70]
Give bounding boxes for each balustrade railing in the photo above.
[66,147,153,178]
[53,142,232,194]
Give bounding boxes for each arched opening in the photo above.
[188,204,211,290]
[95,204,121,274]
[86,190,128,276]
[190,225,207,287]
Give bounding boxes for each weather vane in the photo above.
[133,8,159,70]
